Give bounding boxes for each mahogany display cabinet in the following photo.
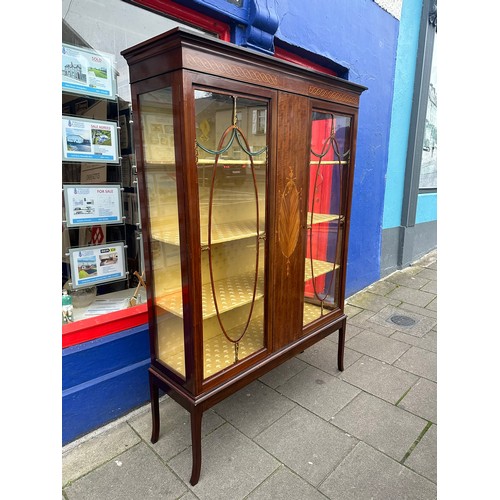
[122,27,366,485]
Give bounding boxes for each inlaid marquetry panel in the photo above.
[278,167,302,276]
[185,53,279,86]
[307,85,359,106]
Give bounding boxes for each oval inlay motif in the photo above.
[279,169,301,274]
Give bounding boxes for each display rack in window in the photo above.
[61,41,144,323]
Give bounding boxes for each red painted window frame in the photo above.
[274,46,338,76]
[62,1,230,349]
[129,0,230,41]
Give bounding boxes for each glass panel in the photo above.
[61,0,212,325]
[139,88,185,378]
[419,32,437,189]
[303,111,351,326]
[194,90,267,380]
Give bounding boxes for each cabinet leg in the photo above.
[337,322,346,372]
[149,374,160,444]
[189,407,203,486]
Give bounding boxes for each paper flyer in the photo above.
[62,116,119,163]
[64,184,123,227]
[69,243,126,289]
[62,43,116,100]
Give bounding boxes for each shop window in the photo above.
[61,0,228,345]
[418,32,437,190]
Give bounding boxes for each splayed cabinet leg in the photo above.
[149,373,160,444]
[189,407,203,486]
[338,320,346,372]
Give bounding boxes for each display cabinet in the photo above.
[122,27,366,485]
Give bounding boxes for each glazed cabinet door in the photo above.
[192,83,273,386]
[303,106,355,328]
[135,82,188,381]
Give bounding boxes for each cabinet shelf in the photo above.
[156,257,336,319]
[200,219,265,245]
[159,314,265,378]
[157,271,265,318]
[151,220,265,246]
[152,212,338,246]
[308,212,343,224]
[305,259,340,281]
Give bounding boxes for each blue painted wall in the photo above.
[177,0,400,294]
[273,0,399,295]
[384,0,423,230]
[415,192,437,223]
[62,325,150,445]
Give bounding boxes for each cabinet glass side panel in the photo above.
[194,90,267,380]
[303,111,351,326]
[139,88,185,378]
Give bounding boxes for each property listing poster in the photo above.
[62,116,119,163]
[62,43,116,100]
[64,184,122,227]
[69,243,126,289]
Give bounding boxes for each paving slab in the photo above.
[128,397,225,462]
[385,273,430,290]
[415,267,437,281]
[344,304,363,318]
[426,297,437,311]
[213,380,296,438]
[258,357,308,389]
[355,319,398,337]
[346,291,401,313]
[340,355,419,404]
[385,265,424,279]
[347,309,397,337]
[404,424,437,483]
[277,365,361,421]
[319,441,437,500]
[324,323,365,344]
[64,442,187,500]
[168,423,279,500]
[345,330,411,364]
[398,377,437,423]
[420,279,437,294]
[399,301,438,319]
[254,406,357,487]
[417,251,437,268]
[179,492,199,500]
[62,422,141,487]
[247,466,329,500]
[347,309,376,326]
[297,338,363,375]
[386,285,435,308]
[394,346,437,382]
[391,329,437,353]
[368,305,436,338]
[364,280,398,296]
[331,392,427,462]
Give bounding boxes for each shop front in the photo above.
[62,0,400,445]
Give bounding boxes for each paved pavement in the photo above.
[62,250,437,500]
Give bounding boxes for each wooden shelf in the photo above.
[197,159,266,166]
[156,256,336,319]
[152,218,265,246]
[152,212,337,246]
[304,259,339,281]
[159,315,265,378]
[307,212,342,224]
[157,271,265,318]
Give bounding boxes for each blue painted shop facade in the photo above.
[62,0,436,445]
